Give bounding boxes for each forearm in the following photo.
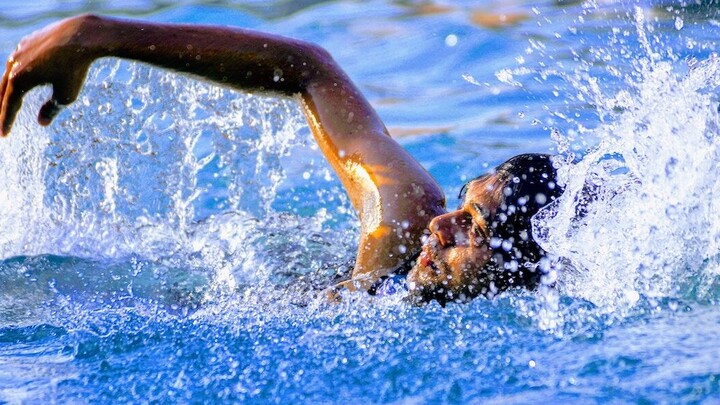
[76,14,329,96]
[2,14,446,290]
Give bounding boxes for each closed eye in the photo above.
[472,203,492,223]
[471,219,490,240]
[469,203,491,240]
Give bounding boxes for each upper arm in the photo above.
[0,14,445,287]
[297,50,445,284]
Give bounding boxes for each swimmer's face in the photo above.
[407,174,504,305]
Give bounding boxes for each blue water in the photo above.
[2,0,720,403]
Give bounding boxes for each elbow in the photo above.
[72,12,104,26]
[75,12,101,20]
[293,41,342,87]
[302,41,334,63]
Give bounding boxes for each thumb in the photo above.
[38,98,62,126]
[37,68,87,127]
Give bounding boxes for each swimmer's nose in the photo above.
[428,211,465,248]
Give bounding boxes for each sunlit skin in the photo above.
[0,14,513,303]
[407,174,507,303]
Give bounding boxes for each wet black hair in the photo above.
[462,153,563,293]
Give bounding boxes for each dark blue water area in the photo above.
[1,0,720,403]
[2,282,718,403]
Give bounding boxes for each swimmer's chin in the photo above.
[406,260,483,307]
[405,261,444,306]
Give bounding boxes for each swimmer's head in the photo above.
[407,153,562,306]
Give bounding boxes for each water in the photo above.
[1,0,720,403]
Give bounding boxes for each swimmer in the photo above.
[0,14,563,305]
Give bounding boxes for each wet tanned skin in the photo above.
[0,14,501,300]
[407,174,505,304]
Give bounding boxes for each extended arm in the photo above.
[0,14,446,289]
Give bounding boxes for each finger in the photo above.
[0,68,9,113]
[0,59,33,136]
[0,66,11,136]
[0,55,16,104]
[0,82,22,137]
[37,65,89,127]
[55,64,89,105]
[38,98,62,126]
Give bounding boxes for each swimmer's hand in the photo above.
[0,15,95,135]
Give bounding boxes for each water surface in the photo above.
[1,0,719,403]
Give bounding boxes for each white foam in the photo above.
[0,59,354,292]
[534,9,720,312]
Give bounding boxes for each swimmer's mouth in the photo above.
[418,246,440,272]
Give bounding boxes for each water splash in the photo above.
[534,7,720,313]
[0,59,357,315]
[3,7,718,333]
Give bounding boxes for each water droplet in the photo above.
[462,74,481,86]
[496,69,518,86]
[674,16,684,30]
[501,240,513,251]
[445,34,458,47]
